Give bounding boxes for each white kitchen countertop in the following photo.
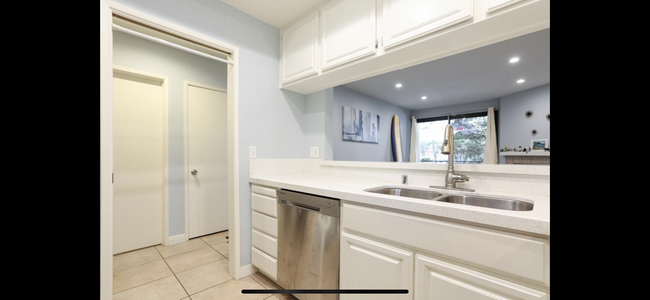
[249,173,550,237]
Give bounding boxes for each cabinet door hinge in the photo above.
[375,39,378,49]
[112,173,114,184]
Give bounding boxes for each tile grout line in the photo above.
[113,256,164,273]
[181,276,235,297]
[154,244,192,298]
[113,274,180,296]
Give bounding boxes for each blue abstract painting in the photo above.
[342,106,379,143]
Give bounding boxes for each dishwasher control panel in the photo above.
[278,189,340,218]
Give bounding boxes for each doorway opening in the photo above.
[101,3,242,298]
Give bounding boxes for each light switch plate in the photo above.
[249,146,256,159]
[310,146,319,158]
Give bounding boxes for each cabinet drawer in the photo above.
[252,211,278,238]
[252,229,278,258]
[252,246,277,281]
[252,185,278,198]
[415,254,548,300]
[252,193,278,217]
[342,203,549,286]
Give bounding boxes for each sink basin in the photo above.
[364,185,445,200]
[436,195,533,211]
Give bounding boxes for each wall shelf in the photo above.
[499,152,550,156]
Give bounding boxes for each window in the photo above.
[417,111,496,164]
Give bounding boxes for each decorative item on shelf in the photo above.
[546,114,550,121]
[530,138,549,152]
[532,129,537,135]
[523,147,528,153]
[517,146,523,152]
[499,148,504,152]
[503,146,508,152]
[525,111,533,118]
[544,147,550,152]
[342,106,379,143]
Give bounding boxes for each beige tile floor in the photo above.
[112,230,294,300]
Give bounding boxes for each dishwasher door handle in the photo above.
[280,201,320,213]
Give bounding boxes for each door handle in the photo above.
[191,169,198,175]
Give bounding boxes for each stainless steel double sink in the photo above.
[363,185,533,211]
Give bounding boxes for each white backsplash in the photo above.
[251,159,550,197]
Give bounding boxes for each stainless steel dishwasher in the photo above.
[277,189,340,300]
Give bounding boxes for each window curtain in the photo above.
[409,116,420,162]
[484,107,498,164]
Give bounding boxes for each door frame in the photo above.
[183,81,228,239]
[101,1,242,298]
[113,65,169,251]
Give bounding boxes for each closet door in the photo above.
[187,83,228,238]
[113,69,164,254]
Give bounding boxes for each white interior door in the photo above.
[188,83,228,238]
[113,69,164,254]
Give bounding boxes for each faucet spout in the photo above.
[439,124,471,189]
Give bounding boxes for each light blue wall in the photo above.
[113,31,227,237]
[411,98,500,119]
[304,88,334,160]
[112,0,307,267]
[498,84,550,163]
[333,86,412,162]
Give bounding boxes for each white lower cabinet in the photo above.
[340,203,549,299]
[251,184,279,281]
[340,232,413,300]
[414,254,548,300]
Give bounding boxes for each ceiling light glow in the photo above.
[395,83,402,88]
[421,96,427,100]
[516,79,525,84]
[509,57,520,63]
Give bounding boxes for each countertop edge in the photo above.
[249,175,550,237]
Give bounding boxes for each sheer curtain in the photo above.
[410,116,420,162]
[484,107,498,164]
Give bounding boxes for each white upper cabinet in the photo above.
[281,11,319,83]
[486,0,526,14]
[381,0,473,49]
[320,0,376,70]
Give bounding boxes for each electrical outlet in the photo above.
[310,146,319,158]
[249,146,256,159]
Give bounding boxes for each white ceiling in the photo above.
[343,28,550,111]
[220,0,325,29]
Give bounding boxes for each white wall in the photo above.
[113,31,227,237]
[112,0,307,267]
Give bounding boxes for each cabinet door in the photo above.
[282,11,319,83]
[415,254,548,300]
[340,232,413,300]
[321,0,376,70]
[382,0,473,49]
[486,0,526,14]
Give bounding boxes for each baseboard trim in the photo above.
[239,264,253,278]
[166,234,188,246]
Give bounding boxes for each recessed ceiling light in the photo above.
[395,83,402,88]
[421,96,427,100]
[509,57,520,63]
[516,79,525,84]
